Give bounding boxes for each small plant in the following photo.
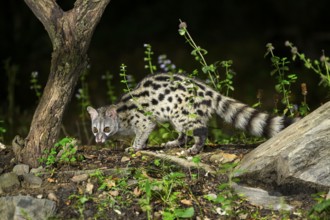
[102,71,117,104]
[204,162,243,216]
[299,83,310,116]
[0,120,6,142]
[30,71,42,100]
[144,44,157,74]
[68,194,90,218]
[285,41,330,89]
[178,20,217,88]
[38,137,81,166]
[265,43,298,116]
[158,54,178,73]
[76,66,91,142]
[308,192,330,219]
[136,169,194,220]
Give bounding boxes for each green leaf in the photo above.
[174,207,194,218]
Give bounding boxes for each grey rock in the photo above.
[236,101,330,191]
[13,164,30,175]
[71,173,89,183]
[22,173,43,188]
[30,166,45,174]
[0,195,56,220]
[0,172,20,192]
[232,183,293,211]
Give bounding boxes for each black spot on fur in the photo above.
[158,93,165,101]
[173,76,181,81]
[117,105,127,113]
[201,100,212,107]
[182,110,189,115]
[151,99,158,105]
[197,110,204,116]
[164,89,171,95]
[155,76,170,81]
[198,92,204,97]
[195,82,205,90]
[168,96,173,102]
[143,80,153,88]
[206,90,213,97]
[177,97,183,104]
[177,84,186,91]
[152,83,161,90]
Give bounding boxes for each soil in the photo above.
[0,143,319,220]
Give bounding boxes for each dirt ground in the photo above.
[0,143,320,219]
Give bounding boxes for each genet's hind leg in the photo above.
[163,133,191,148]
[186,127,208,155]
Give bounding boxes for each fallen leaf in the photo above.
[121,156,130,162]
[109,190,119,196]
[133,187,141,196]
[180,199,193,206]
[47,178,56,183]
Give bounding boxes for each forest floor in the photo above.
[0,143,320,220]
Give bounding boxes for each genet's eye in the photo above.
[103,127,110,133]
[93,127,98,133]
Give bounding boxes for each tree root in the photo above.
[140,150,216,175]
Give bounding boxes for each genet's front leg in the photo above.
[127,122,156,152]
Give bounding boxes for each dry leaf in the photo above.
[180,199,193,206]
[47,178,56,183]
[109,190,119,196]
[133,187,142,196]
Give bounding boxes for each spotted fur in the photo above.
[87,73,299,154]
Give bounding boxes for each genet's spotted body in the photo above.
[87,73,298,154]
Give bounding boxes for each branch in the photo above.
[140,151,216,175]
[71,0,111,50]
[24,0,62,41]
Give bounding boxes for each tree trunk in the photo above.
[14,0,111,167]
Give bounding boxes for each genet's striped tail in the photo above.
[215,95,299,138]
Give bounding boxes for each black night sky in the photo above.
[1,0,329,141]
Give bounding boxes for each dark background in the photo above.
[1,0,329,142]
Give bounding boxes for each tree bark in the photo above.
[15,0,110,167]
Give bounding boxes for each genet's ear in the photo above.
[106,108,117,118]
[87,106,98,119]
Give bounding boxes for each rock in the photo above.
[0,142,5,150]
[86,182,94,194]
[209,152,238,164]
[236,101,330,192]
[48,192,59,202]
[22,173,43,188]
[0,195,56,220]
[13,164,30,175]
[0,173,20,192]
[30,166,46,174]
[71,173,89,182]
[121,156,130,162]
[232,183,293,211]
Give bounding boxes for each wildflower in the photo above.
[284,41,292,47]
[301,83,308,96]
[266,43,274,53]
[31,71,38,78]
[178,21,187,29]
[291,46,298,55]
